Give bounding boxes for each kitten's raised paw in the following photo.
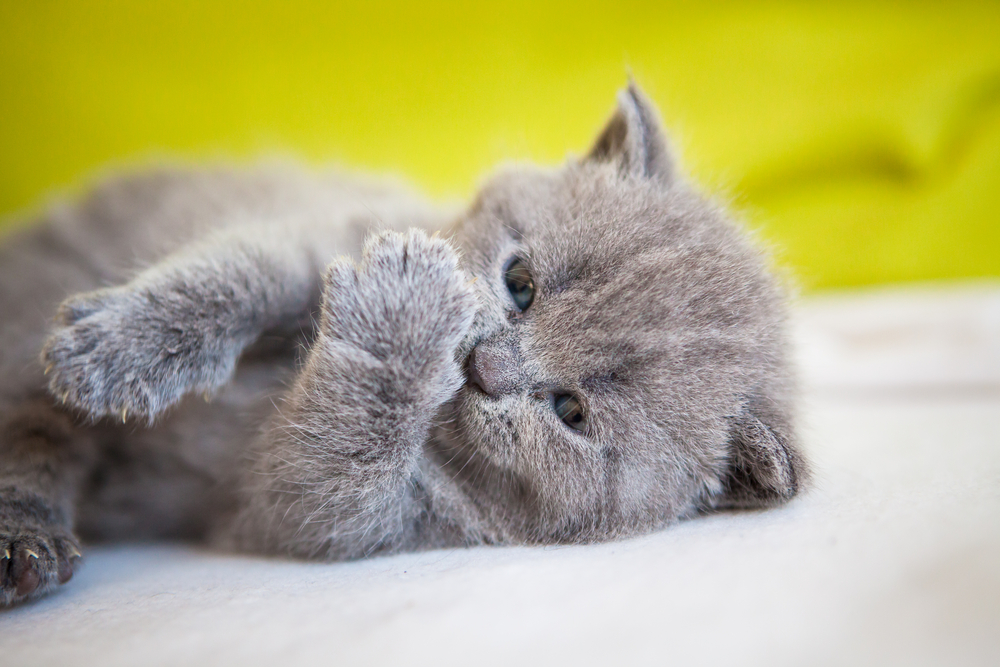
[41,287,238,423]
[320,230,478,370]
[0,527,82,606]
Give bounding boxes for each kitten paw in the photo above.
[0,526,82,606]
[320,230,478,373]
[41,286,238,422]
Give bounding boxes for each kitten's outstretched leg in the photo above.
[227,230,478,559]
[41,224,322,422]
[0,400,87,606]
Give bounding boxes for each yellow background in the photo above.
[3,1,999,289]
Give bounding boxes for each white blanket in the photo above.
[3,282,998,666]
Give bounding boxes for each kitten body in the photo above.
[0,85,805,605]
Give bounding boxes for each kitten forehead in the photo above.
[496,164,768,309]
[479,163,712,259]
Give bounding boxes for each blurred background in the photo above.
[2,0,999,290]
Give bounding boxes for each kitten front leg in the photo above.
[228,230,477,559]
[41,225,319,422]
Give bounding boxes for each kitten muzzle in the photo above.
[466,343,523,397]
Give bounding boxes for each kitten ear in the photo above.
[587,82,675,182]
[715,412,803,509]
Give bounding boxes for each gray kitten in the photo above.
[0,84,806,606]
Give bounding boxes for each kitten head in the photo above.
[436,84,807,543]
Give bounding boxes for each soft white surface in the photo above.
[2,282,999,666]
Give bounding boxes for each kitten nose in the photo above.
[467,343,521,397]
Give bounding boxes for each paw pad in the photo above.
[0,531,83,606]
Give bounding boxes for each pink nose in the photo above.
[467,344,520,397]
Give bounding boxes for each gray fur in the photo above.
[0,84,806,606]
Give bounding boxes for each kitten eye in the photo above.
[504,257,535,311]
[553,393,586,432]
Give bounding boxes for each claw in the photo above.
[44,364,54,375]
[203,392,212,403]
[2,548,9,560]
[25,549,39,560]
[121,408,128,423]
[431,230,441,238]
[68,545,82,559]
[468,276,478,285]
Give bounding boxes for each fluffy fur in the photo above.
[0,84,806,606]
